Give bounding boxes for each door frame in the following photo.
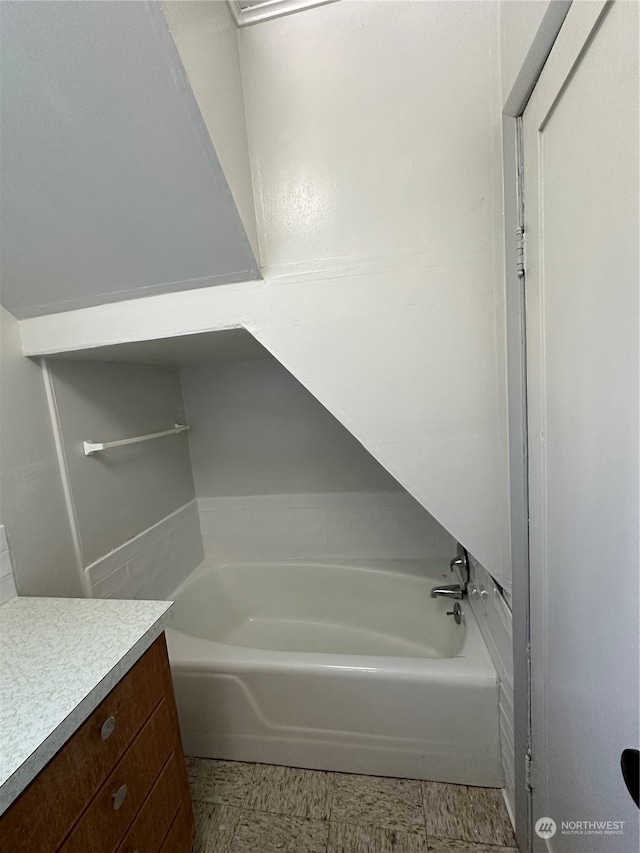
[501,4,572,851]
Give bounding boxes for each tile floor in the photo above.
[187,758,518,853]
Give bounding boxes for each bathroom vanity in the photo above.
[0,597,193,852]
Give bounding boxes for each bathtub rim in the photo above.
[164,557,497,682]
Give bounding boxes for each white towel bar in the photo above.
[83,423,190,456]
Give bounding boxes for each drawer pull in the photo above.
[112,784,128,811]
[100,715,116,741]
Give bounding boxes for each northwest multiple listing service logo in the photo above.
[535,818,557,839]
[535,817,625,840]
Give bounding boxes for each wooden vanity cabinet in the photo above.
[0,634,193,853]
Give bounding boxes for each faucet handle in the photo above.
[450,544,470,587]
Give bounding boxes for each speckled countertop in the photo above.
[0,596,173,816]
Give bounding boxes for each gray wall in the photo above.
[181,357,402,497]
[0,0,259,319]
[161,1,259,261]
[48,360,197,565]
[0,307,82,596]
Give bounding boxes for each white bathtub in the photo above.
[165,559,502,786]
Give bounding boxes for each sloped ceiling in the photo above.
[0,1,259,319]
[45,328,271,368]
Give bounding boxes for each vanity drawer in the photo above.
[116,751,182,853]
[0,637,168,853]
[60,697,175,853]
[159,804,192,853]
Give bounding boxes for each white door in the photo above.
[524,1,639,851]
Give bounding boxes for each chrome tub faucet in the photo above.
[430,543,470,600]
[430,584,464,600]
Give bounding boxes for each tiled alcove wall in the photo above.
[467,555,515,826]
[198,491,457,565]
[85,501,203,600]
[0,525,17,604]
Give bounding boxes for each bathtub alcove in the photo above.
[166,559,501,786]
[43,328,503,787]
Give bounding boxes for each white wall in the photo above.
[500,1,552,104]
[181,357,401,496]
[181,356,456,566]
[20,270,511,589]
[45,359,201,570]
[234,0,510,585]
[0,0,258,319]
[239,0,504,275]
[18,1,512,588]
[0,307,82,597]
[161,0,259,261]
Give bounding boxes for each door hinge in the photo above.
[525,750,533,792]
[516,227,525,278]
